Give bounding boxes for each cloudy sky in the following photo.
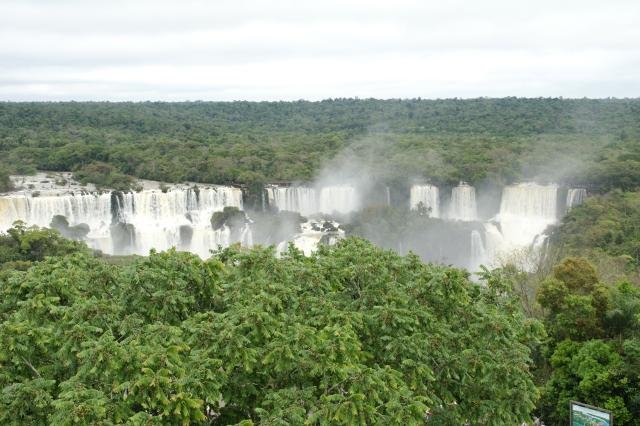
[1,0,639,101]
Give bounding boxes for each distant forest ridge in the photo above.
[0,98,639,195]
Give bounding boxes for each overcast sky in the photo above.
[1,0,639,101]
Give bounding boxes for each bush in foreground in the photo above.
[0,238,541,424]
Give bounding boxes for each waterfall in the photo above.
[276,240,289,255]
[2,174,580,271]
[276,219,344,257]
[499,183,558,220]
[240,224,254,247]
[566,188,587,210]
[409,184,440,218]
[469,230,486,271]
[0,185,244,258]
[265,184,359,216]
[493,183,559,258]
[265,186,318,216]
[318,185,359,215]
[115,186,243,256]
[448,183,477,221]
[0,193,114,249]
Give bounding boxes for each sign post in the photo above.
[570,401,613,426]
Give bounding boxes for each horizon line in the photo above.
[2,96,640,104]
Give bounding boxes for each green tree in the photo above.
[0,238,542,424]
[0,222,87,270]
[536,259,640,424]
[0,166,12,192]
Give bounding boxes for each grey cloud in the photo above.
[0,0,639,100]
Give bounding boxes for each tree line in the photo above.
[1,99,639,194]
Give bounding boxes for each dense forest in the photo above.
[1,99,640,424]
[1,99,639,195]
[1,220,639,424]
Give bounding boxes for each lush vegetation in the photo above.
[210,207,247,231]
[1,99,639,197]
[73,162,139,191]
[0,166,12,193]
[1,98,640,423]
[534,258,640,424]
[0,222,87,272]
[0,227,541,424]
[551,191,640,272]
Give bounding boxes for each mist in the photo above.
[257,129,589,272]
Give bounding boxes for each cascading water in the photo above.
[240,223,254,246]
[0,184,246,258]
[409,184,440,218]
[485,183,559,269]
[0,193,114,252]
[266,184,359,216]
[0,193,112,230]
[113,186,244,256]
[318,185,359,215]
[469,230,486,271]
[448,183,478,221]
[276,219,344,257]
[1,173,578,272]
[566,188,587,211]
[265,186,318,216]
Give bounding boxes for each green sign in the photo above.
[570,401,612,426]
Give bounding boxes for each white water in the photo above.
[114,187,244,257]
[484,183,559,269]
[469,229,486,271]
[0,185,247,258]
[2,174,577,272]
[276,219,344,256]
[0,193,112,231]
[566,188,587,211]
[265,186,318,216]
[409,184,440,218]
[266,184,359,216]
[448,183,478,221]
[0,193,114,252]
[318,185,359,214]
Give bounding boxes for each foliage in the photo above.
[73,161,137,191]
[550,190,640,272]
[210,206,247,232]
[0,222,88,270]
[0,238,542,424]
[535,257,640,425]
[49,215,90,241]
[0,166,12,193]
[1,99,639,199]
